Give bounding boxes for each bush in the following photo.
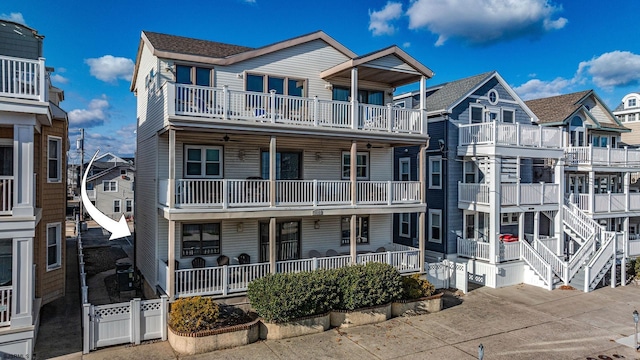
[336,263,402,311]
[247,269,339,323]
[169,296,220,333]
[400,274,435,300]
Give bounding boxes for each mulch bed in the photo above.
[83,246,128,276]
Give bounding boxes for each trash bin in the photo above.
[116,259,134,291]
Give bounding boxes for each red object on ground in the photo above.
[500,234,519,242]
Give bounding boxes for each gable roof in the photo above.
[525,90,628,131]
[143,31,254,59]
[425,71,494,113]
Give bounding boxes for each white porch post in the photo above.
[11,237,33,327]
[350,141,357,206]
[168,129,176,298]
[418,144,426,273]
[622,217,629,286]
[350,214,357,264]
[625,172,630,211]
[419,212,425,273]
[350,67,359,130]
[489,157,501,265]
[534,211,540,242]
[12,125,34,217]
[270,136,277,207]
[588,171,595,214]
[554,159,565,255]
[419,76,427,135]
[269,217,277,274]
[518,212,525,242]
[168,129,175,209]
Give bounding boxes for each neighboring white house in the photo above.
[0,20,68,358]
[84,152,135,221]
[613,92,640,146]
[131,30,433,299]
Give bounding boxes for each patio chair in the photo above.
[191,257,206,268]
[238,253,250,265]
[308,250,322,258]
[326,249,339,257]
[375,246,386,253]
[217,255,230,266]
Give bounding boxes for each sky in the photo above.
[2,0,640,162]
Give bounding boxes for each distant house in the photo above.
[84,153,135,221]
[0,19,68,358]
[612,92,640,146]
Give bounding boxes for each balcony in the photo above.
[159,179,421,209]
[458,122,564,157]
[456,238,520,262]
[570,193,640,214]
[0,177,13,215]
[565,146,640,168]
[458,182,559,207]
[165,83,424,136]
[0,55,46,102]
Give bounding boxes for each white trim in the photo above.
[103,180,118,192]
[488,89,499,105]
[46,222,62,271]
[184,145,223,178]
[428,209,442,244]
[47,136,62,183]
[399,213,411,238]
[429,156,442,189]
[399,157,410,181]
[342,151,369,180]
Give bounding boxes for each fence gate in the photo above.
[83,296,168,354]
[424,260,468,294]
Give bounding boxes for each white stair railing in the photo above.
[567,235,596,282]
[534,239,567,284]
[562,204,595,245]
[520,240,553,290]
[584,231,617,292]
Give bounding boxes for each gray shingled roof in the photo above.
[425,71,495,111]
[143,31,254,58]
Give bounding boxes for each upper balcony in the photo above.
[0,55,47,103]
[569,193,640,216]
[458,182,559,211]
[457,122,564,158]
[565,146,640,169]
[163,83,425,140]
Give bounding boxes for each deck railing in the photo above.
[570,192,639,214]
[164,179,420,208]
[0,176,13,215]
[0,55,46,101]
[170,247,420,297]
[458,122,563,149]
[457,238,490,261]
[0,286,11,326]
[169,83,423,135]
[458,183,489,204]
[458,182,558,206]
[520,240,553,290]
[565,145,640,167]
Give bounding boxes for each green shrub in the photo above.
[400,274,435,300]
[247,269,339,323]
[336,262,402,311]
[168,296,219,333]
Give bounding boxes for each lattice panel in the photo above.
[96,305,130,318]
[141,302,162,312]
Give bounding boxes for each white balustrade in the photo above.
[629,239,640,257]
[502,183,558,206]
[458,122,562,149]
[316,180,351,205]
[176,179,223,206]
[391,181,420,203]
[458,183,489,204]
[227,179,270,207]
[500,241,521,262]
[630,193,640,211]
[565,145,640,167]
[276,180,314,205]
[534,240,565,283]
[457,238,490,261]
[584,231,616,291]
[390,250,420,273]
[357,181,388,204]
[0,55,45,101]
[157,260,168,293]
[520,240,552,290]
[593,193,626,213]
[0,286,11,326]
[0,176,13,214]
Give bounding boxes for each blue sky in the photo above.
[2,0,640,161]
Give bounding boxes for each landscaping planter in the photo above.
[168,318,260,355]
[391,292,443,317]
[259,312,330,340]
[330,303,391,328]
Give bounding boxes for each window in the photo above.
[342,152,369,180]
[501,213,519,225]
[113,200,121,213]
[341,216,369,245]
[261,151,301,180]
[125,199,133,212]
[502,109,514,123]
[176,65,211,86]
[464,161,476,183]
[570,116,585,147]
[0,145,12,176]
[488,89,498,105]
[120,169,127,175]
[47,223,61,270]
[399,157,410,181]
[399,213,411,238]
[47,136,62,182]
[332,87,384,105]
[470,105,483,123]
[246,73,305,97]
[182,223,221,256]
[428,209,442,243]
[592,135,600,147]
[259,220,300,261]
[628,114,637,122]
[185,146,222,178]
[601,137,608,147]
[629,98,637,108]
[429,156,442,189]
[103,181,117,192]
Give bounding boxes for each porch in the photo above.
[0,55,47,102]
[456,237,523,262]
[565,146,640,168]
[158,244,420,297]
[458,182,559,207]
[457,122,564,155]
[569,193,640,215]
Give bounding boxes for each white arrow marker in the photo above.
[81,150,132,240]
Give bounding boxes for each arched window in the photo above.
[569,116,585,146]
[570,116,583,127]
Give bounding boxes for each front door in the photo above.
[259,220,301,262]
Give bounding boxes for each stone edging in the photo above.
[168,318,260,338]
[392,292,443,304]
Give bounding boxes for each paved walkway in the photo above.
[71,284,640,360]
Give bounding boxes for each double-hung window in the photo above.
[342,151,369,180]
[113,200,121,213]
[399,213,411,238]
[629,98,637,108]
[501,213,518,225]
[428,209,442,243]
[429,156,442,189]
[399,157,410,181]
[470,105,484,123]
[341,216,369,245]
[176,65,211,86]
[103,181,117,192]
[125,199,133,212]
[182,223,221,256]
[246,73,306,97]
[48,136,62,182]
[47,223,62,270]
[185,146,222,178]
[502,109,514,123]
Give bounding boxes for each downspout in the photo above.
[443,114,448,258]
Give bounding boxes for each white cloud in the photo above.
[85,55,134,83]
[50,74,69,84]
[244,0,256,3]
[74,123,137,159]
[577,51,640,88]
[0,12,26,25]
[406,0,567,46]
[369,2,403,36]
[68,96,109,128]
[402,42,411,48]
[514,77,573,100]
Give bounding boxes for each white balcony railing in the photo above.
[565,145,640,167]
[0,286,11,326]
[0,176,13,215]
[162,179,421,208]
[0,55,46,101]
[168,83,424,135]
[458,182,558,206]
[458,122,563,149]
[570,192,640,214]
[170,247,420,297]
[457,238,521,262]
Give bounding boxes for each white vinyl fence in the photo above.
[424,260,468,294]
[83,296,168,354]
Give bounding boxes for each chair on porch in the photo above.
[192,257,206,268]
[217,255,230,266]
[238,253,250,265]
[308,250,322,258]
[326,249,338,257]
[375,246,386,253]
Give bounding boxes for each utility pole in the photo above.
[78,128,84,223]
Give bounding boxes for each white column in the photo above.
[12,125,34,217]
[589,171,595,214]
[350,141,357,206]
[534,211,540,242]
[419,76,427,135]
[270,136,276,207]
[419,212,425,273]
[350,67,358,130]
[269,217,277,274]
[11,237,33,328]
[625,172,631,211]
[350,214,357,264]
[554,159,565,254]
[168,221,175,299]
[168,129,175,208]
[518,212,525,241]
[489,157,501,265]
[419,144,426,204]
[622,217,629,286]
